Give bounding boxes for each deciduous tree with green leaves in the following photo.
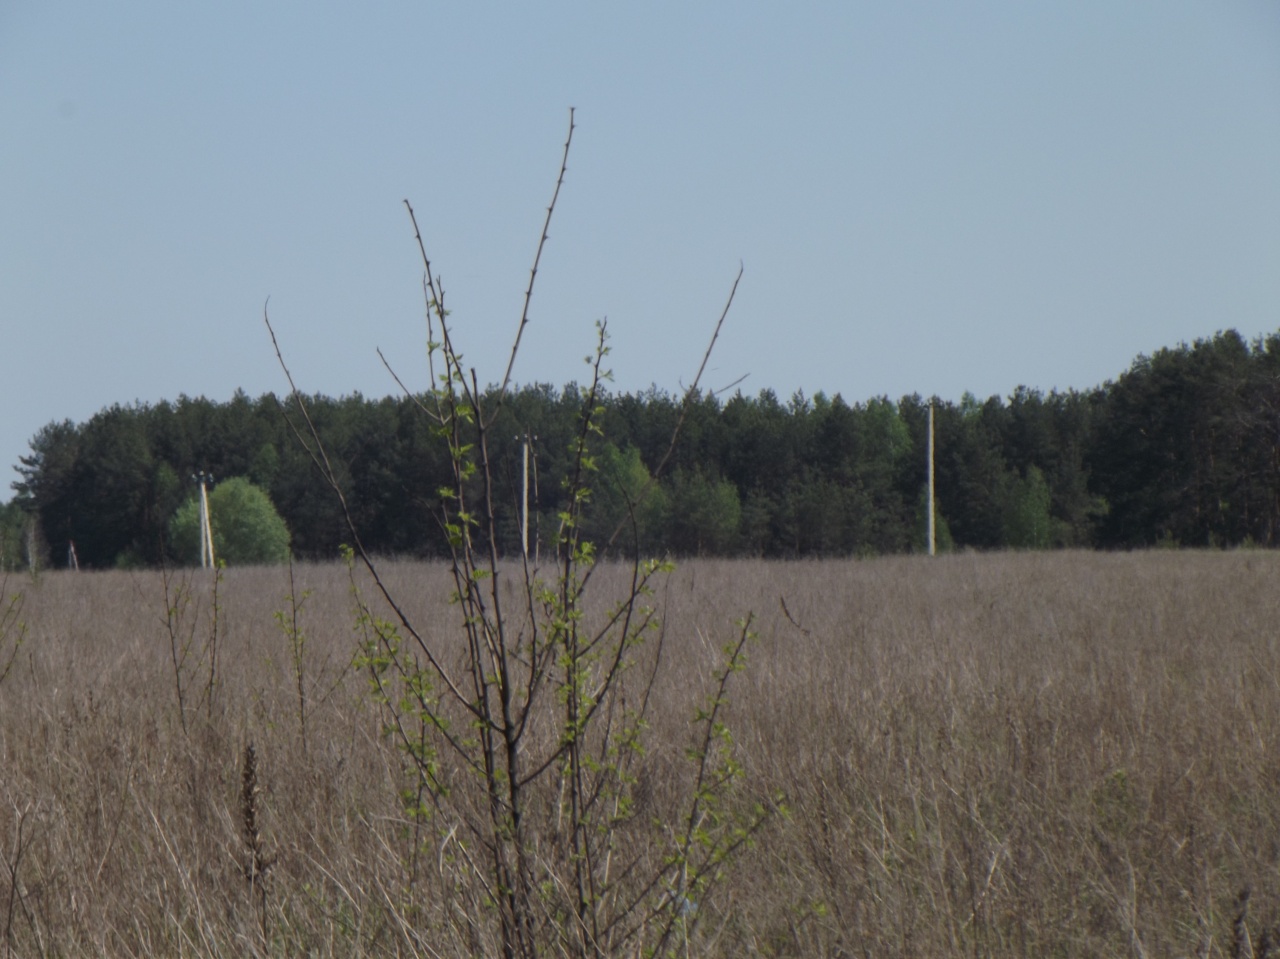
[169,476,291,566]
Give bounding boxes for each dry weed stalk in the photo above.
[157,563,223,735]
[275,558,313,760]
[1,800,36,959]
[0,578,24,689]
[240,742,274,946]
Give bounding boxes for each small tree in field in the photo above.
[266,110,771,959]
[170,476,291,566]
[0,502,29,573]
[580,442,667,554]
[1003,465,1053,549]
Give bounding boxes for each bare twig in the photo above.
[780,595,810,637]
[497,107,577,411]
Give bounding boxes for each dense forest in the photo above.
[4,329,1280,570]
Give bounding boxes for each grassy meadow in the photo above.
[0,550,1277,956]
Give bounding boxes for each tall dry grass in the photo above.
[0,550,1276,956]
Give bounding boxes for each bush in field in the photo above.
[170,476,290,566]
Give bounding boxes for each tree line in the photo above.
[6,328,1280,570]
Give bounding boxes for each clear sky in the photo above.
[3,2,1278,501]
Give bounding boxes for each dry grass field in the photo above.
[0,550,1277,956]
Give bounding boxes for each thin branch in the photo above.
[710,371,750,398]
[590,262,744,569]
[652,262,743,482]
[377,347,435,420]
[264,306,477,719]
[779,595,811,638]
[494,107,576,416]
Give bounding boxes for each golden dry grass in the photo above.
[0,550,1276,956]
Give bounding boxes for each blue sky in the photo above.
[3,2,1278,501]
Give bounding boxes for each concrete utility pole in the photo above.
[521,435,530,561]
[927,401,936,557]
[514,433,541,564]
[193,471,216,568]
[517,433,542,563]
